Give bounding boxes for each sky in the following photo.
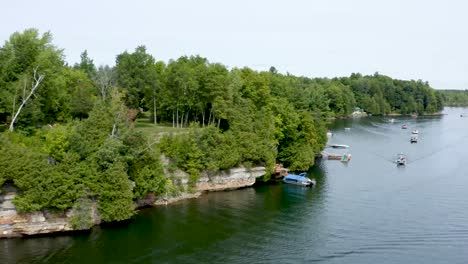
[1,0,467,89]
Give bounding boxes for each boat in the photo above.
[340,153,352,162]
[344,127,351,131]
[329,144,350,149]
[412,130,419,134]
[410,135,418,143]
[396,153,407,166]
[411,113,418,118]
[389,118,395,123]
[326,130,333,137]
[401,124,408,129]
[283,172,316,187]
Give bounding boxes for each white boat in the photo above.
[330,144,350,149]
[389,118,395,123]
[412,130,419,134]
[283,172,316,187]
[344,127,351,131]
[410,135,418,143]
[326,130,333,137]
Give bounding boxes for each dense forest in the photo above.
[0,29,444,225]
[439,90,468,106]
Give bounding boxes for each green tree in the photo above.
[115,46,157,110]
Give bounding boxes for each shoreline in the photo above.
[0,166,267,238]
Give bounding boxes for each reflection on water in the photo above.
[1,108,468,264]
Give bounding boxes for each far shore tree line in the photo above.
[438,90,468,106]
[0,29,445,225]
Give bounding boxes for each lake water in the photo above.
[1,107,468,264]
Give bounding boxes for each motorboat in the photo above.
[389,118,395,123]
[283,172,316,187]
[344,127,351,131]
[410,135,418,143]
[412,130,419,134]
[396,153,407,166]
[326,130,333,137]
[401,124,408,129]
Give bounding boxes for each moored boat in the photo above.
[412,130,419,134]
[283,172,316,187]
[401,124,408,129]
[329,144,350,149]
[410,135,418,143]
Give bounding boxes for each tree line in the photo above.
[0,29,444,225]
[438,90,468,106]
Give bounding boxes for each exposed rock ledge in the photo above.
[0,166,266,238]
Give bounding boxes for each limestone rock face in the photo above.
[0,185,99,238]
[196,167,266,192]
[0,189,72,238]
[153,166,267,206]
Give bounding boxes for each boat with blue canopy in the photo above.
[283,172,316,187]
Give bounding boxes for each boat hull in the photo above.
[283,180,314,187]
[283,173,316,187]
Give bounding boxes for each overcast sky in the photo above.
[1,0,467,89]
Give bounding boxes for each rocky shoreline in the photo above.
[0,166,266,238]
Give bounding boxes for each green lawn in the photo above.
[134,119,189,142]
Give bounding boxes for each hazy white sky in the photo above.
[1,0,467,89]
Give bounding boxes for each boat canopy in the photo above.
[284,173,308,182]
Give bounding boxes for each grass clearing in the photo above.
[134,119,190,142]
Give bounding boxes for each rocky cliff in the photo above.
[196,166,265,192]
[0,166,266,238]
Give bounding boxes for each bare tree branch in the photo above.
[9,67,45,132]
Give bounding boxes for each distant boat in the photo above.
[283,172,316,187]
[329,144,350,149]
[411,113,418,118]
[412,130,419,134]
[389,118,395,123]
[340,153,352,162]
[410,135,418,143]
[327,130,333,137]
[396,153,407,166]
[344,127,351,131]
[401,124,408,129]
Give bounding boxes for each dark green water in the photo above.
[2,108,468,264]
